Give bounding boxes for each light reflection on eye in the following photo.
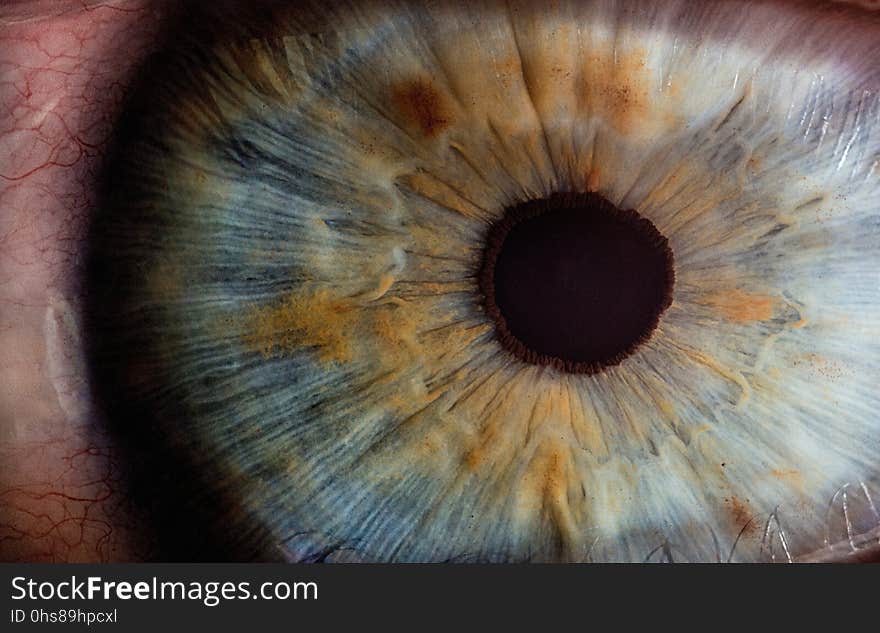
[1,0,879,563]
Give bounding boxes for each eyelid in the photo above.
[0,0,187,563]
[830,0,880,11]
[1,0,159,25]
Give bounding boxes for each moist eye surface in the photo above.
[87,0,880,562]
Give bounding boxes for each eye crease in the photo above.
[1,0,879,563]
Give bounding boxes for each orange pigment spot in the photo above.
[770,469,803,485]
[237,288,426,376]
[398,172,481,218]
[576,48,676,136]
[464,447,485,471]
[585,167,602,192]
[240,289,356,364]
[391,77,454,139]
[724,496,757,535]
[704,289,777,322]
[520,446,569,507]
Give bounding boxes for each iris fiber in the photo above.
[86,0,880,562]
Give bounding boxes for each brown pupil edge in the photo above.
[478,191,675,375]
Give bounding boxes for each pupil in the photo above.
[480,192,675,374]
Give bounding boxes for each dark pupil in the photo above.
[480,192,675,374]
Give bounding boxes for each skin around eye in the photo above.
[0,0,181,561]
[1,0,879,562]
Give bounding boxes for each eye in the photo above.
[4,0,880,563]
